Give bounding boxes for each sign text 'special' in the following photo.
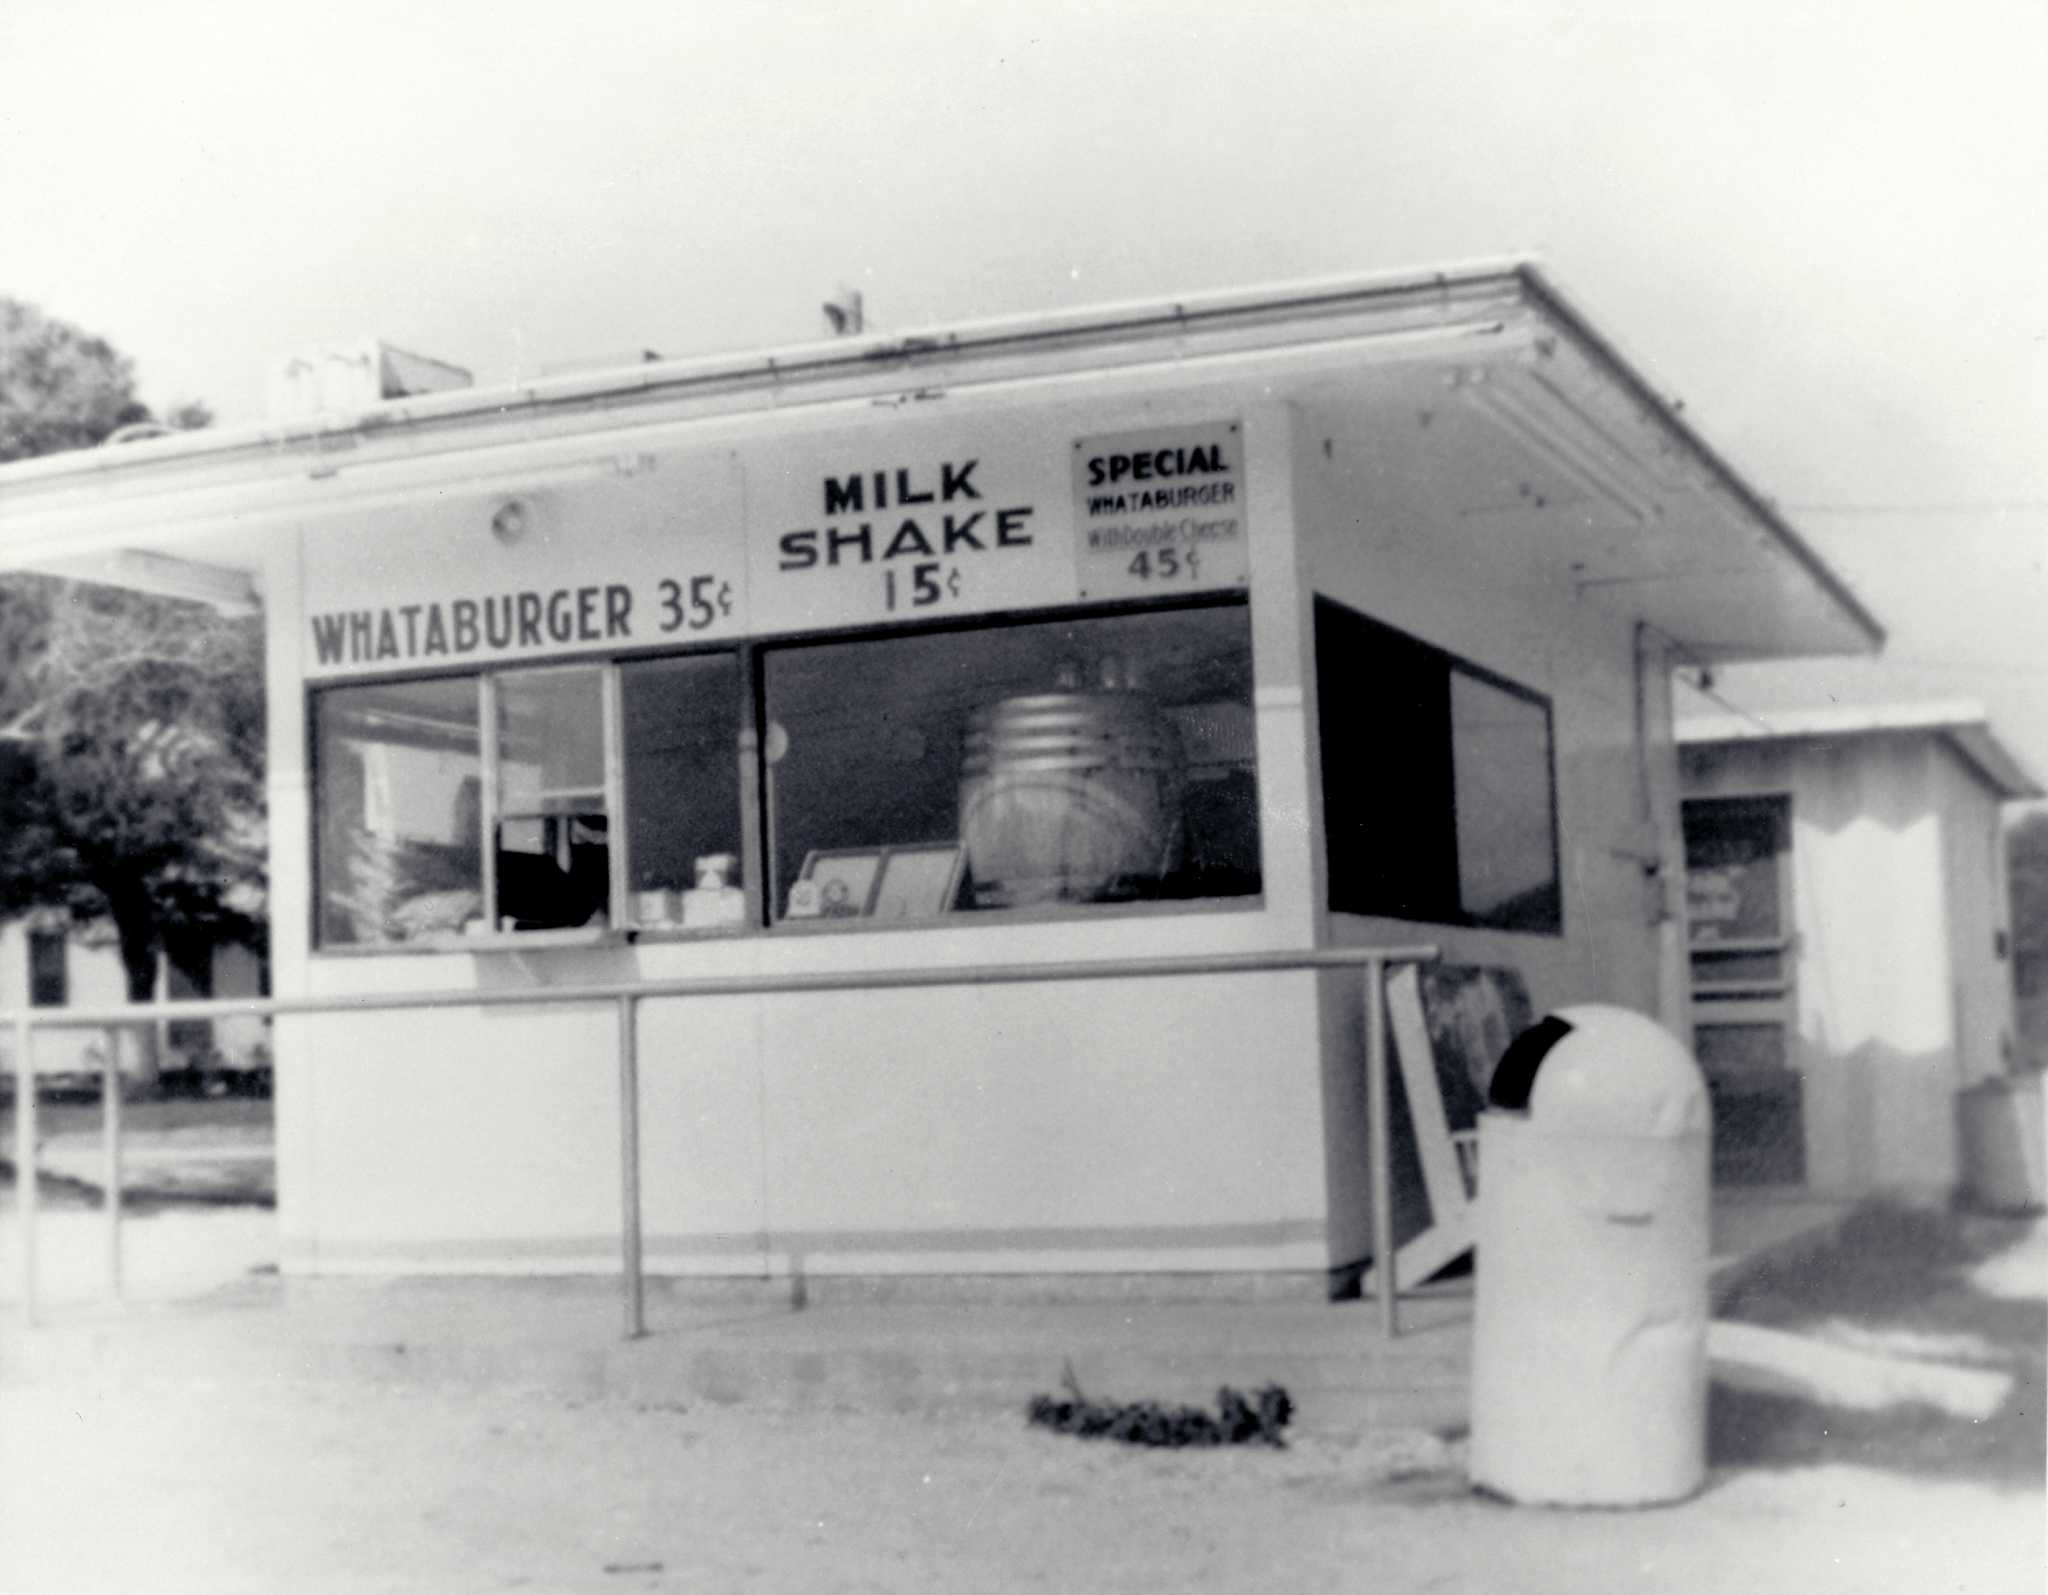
[1081,441,1235,516]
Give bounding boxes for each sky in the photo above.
[2,0,2043,788]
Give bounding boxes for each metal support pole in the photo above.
[103,1027,123,1302]
[1365,957,1398,1339]
[14,1016,37,1327]
[617,993,645,1341]
[153,953,170,1089]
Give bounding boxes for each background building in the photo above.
[1678,700,2039,1198]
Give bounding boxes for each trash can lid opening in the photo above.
[1487,1014,1576,1112]
[1527,1004,1709,1138]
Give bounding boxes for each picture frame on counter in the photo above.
[870,843,966,921]
[792,848,885,918]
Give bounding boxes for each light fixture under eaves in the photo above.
[1457,372,1664,526]
[110,550,261,616]
[490,497,533,546]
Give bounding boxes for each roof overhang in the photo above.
[0,259,1883,662]
[1677,698,2043,801]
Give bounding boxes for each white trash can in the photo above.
[1468,1004,1711,1506]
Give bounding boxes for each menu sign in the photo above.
[300,415,1249,678]
[301,455,747,680]
[1072,421,1246,600]
[744,423,1076,635]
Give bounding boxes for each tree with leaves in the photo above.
[0,298,256,1051]
[0,297,212,462]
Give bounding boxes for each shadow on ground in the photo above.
[1,1157,274,1213]
[1710,1202,2045,1489]
[1,1097,275,1210]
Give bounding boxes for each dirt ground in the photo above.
[2,1206,2041,1594]
[1,1365,2039,1595]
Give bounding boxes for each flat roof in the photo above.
[0,259,1885,663]
[1677,698,2043,800]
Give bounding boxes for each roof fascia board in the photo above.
[1,286,1539,557]
[1942,726,2044,802]
[1681,712,2041,801]
[1513,266,1886,652]
[0,262,1535,501]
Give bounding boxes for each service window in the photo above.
[1314,596,1561,934]
[315,655,746,945]
[487,665,616,932]
[311,602,1256,948]
[762,601,1260,923]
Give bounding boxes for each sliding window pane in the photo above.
[315,678,483,945]
[493,667,610,931]
[621,653,746,930]
[1450,671,1560,931]
[763,603,1259,923]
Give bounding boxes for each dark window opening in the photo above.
[28,928,67,1008]
[1314,596,1561,934]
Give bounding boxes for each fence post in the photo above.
[617,993,645,1341]
[1365,957,1398,1339]
[103,1027,123,1302]
[14,1016,37,1327]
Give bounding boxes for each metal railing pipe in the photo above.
[4,942,1437,1337]
[12,1015,36,1328]
[1365,956,1398,1338]
[617,993,644,1341]
[3,947,1437,1031]
[103,1028,122,1302]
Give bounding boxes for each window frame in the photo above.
[1313,595,1563,937]
[307,593,1264,954]
[755,594,1263,927]
[478,662,628,938]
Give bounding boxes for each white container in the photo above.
[1469,1004,1711,1507]
[681,886,746,929]
[633,889,680,928]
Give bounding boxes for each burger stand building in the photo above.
[0,264,1883,1294]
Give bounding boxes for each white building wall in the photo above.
[1931,742,2017,1089]
[273,393,1339,1281]
[0,920,135,1079]
[1683,734,1966,1197]
[1291,399,1674,1016]
[1288,399,1682,1268]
